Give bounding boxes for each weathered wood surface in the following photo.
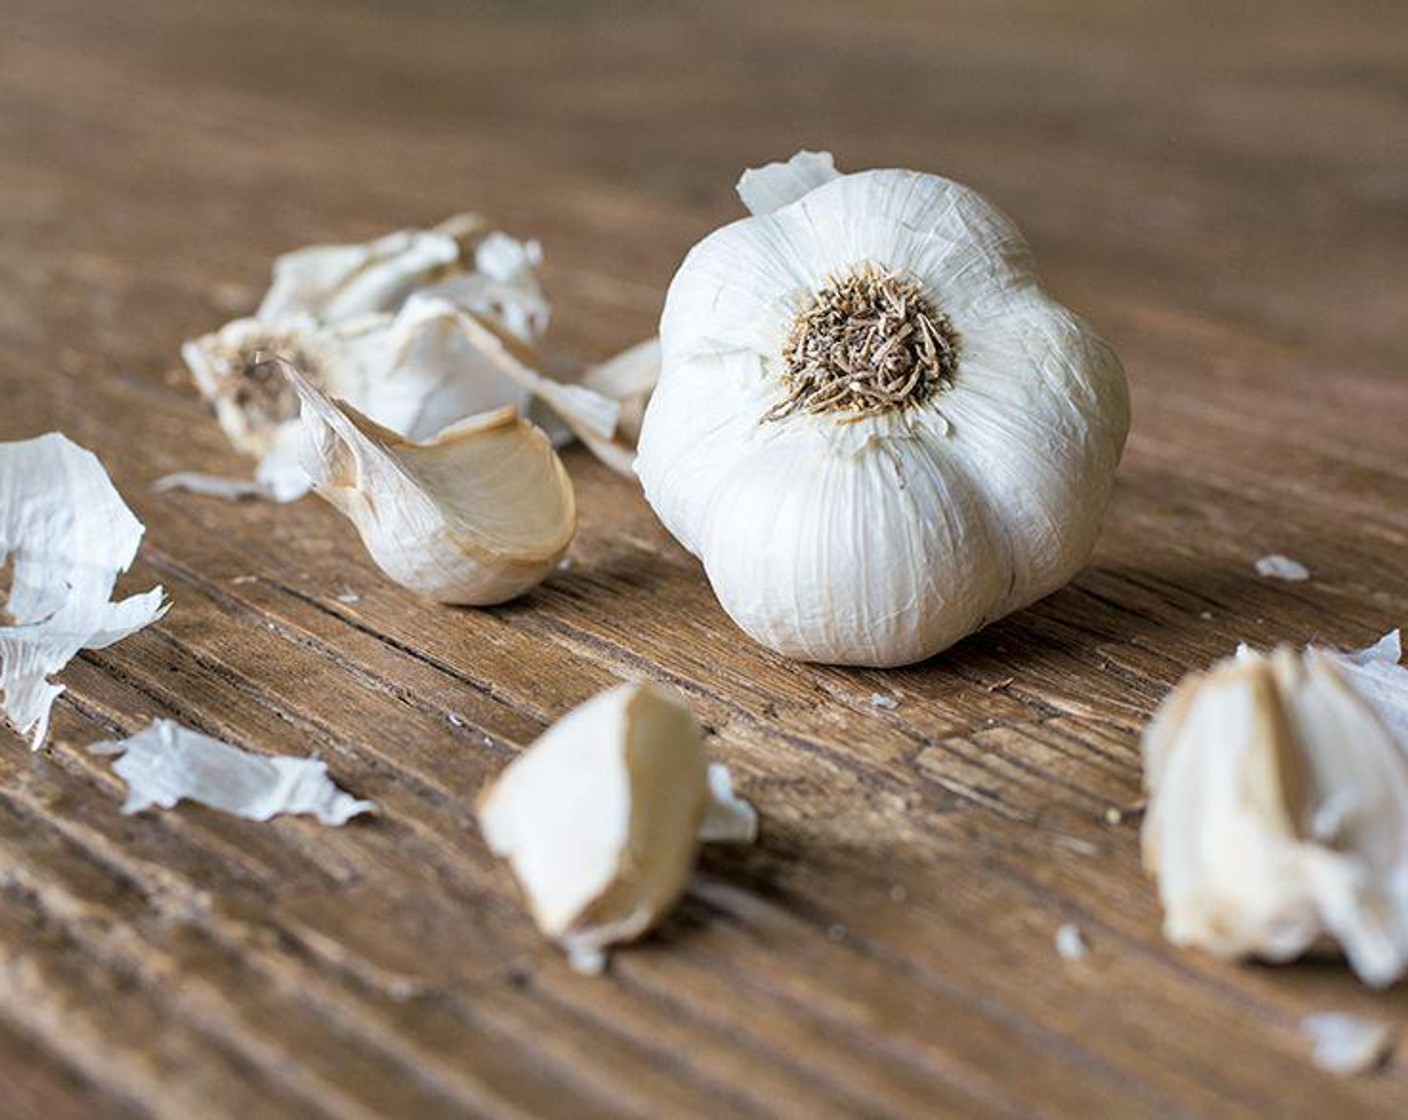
[1,0,1406,1114]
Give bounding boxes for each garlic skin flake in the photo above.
[1141,634,1408,987]
[292,371,575,605]
[477,682,756,972]
[636,153,1129,667]
[93,719,374,825]
[1,435,167,749]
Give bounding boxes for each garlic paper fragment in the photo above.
[291,370,575,605]
[1141,633,1408,987]
[1302,1014,1395,1077]
[636,152,1130,666]
[477,682,757,973]
[0,435,168,749]
[92,719,374,825]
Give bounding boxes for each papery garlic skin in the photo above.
[1142,636,1408,987]
[0,434,167,748]
[477,682,756,972]
[292,372,575,605]
[636,153,1129,667]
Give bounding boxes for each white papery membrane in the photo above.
[0,434,167,748]
[93,719,374,825]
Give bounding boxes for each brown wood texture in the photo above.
[2,0,1407,1114]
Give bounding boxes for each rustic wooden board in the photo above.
[1,0,1406,1114]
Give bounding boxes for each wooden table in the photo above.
[2,0,1406,1114]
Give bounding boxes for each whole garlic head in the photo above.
[1142,633,1408,987]
[635,152,1129,666]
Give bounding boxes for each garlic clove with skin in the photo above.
[289,367,575,605]
[1141,634,1408,987]
[477,681,756,973]
[636,153,1128,667]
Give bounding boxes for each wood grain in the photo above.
[1,0,1406,1114]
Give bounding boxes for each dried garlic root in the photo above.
[477,682,756,974]
[290,368,576,605]
[1142,632,1408,986]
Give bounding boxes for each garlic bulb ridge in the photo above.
[635,152,1129,667]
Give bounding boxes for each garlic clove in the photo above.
[290,368,575,605]
[477,682,757,972]
[1141,635,1408,987]
[736,150,840,217]
[0,434,168,748]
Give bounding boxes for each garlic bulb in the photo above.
[477,681,755,973]
[635,152,1129,666]
[1141,633,1408,987]
[290,369,575,605]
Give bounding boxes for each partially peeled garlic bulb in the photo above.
[1141,633,1408,987]
[182,216,647,500]
[636,152,1129,666]
[477,681,756,973]
[289,367,575,605]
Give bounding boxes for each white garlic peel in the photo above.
[290,370,575,606]
[92,719,374,825]
[477,682,757,973]
[0,434,168,748]
[1141,633,1408,987]
[635,152,1129,667]
[181,216,552,501]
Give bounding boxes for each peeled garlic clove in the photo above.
[0,434,168,748]
[1141,635,1408,987]
[478,682,755,972]
[635,152,1129,667]
[290,369,575,605]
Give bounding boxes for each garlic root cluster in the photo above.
[636,151,1129,668]
[1142,633,1408,987]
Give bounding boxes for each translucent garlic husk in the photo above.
[477,682,754,973]
[635,152,1129,667]
[1141,633,1408,987]
[291,371,576,605]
